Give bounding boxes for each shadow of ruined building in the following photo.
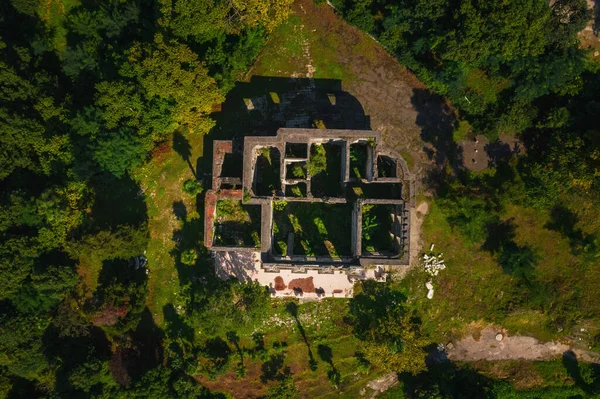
[201,77,417,299]
[212,75,371,137]
[199,76,371,180]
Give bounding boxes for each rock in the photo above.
[366,372,399,394]
[495,333,504,341]
[427,288,434,299]
[594,51,599,57]
[446,342,454,350]
[425,281,433,290]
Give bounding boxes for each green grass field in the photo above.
[404,197,600,345]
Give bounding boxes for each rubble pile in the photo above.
[423,244,446,299]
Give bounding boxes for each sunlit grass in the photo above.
[131,135,202,325]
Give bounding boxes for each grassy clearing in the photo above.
[198,298,385,399]
[402,202,513,340]
[250,5,351,82]
[251,15,308,77]
[408,197,600,343]
[131,135,201,325]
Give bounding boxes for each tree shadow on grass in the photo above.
[318,344,341,387]
[226,331,247,376]
[199,337,232,379]
[562,350,600,395]
[545,204,598,256]
[173,200,187,220]
[412,89,458,167]
[126,308,165,380]
[482,219,538,280]
[173,131,196,178]
[170,200,211,286]
[43,319,112,395]
[286,302,318,371]
[345,280,408,342]
[163,304,194,343]
[398,361,495,398]
[261,353,290,383]
[90,173,148,229]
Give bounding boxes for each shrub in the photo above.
[181,249,197,265]
[183,179,203,196]
[292,164,305,178]
[291,186,303,197]
[307,144,327,176]
[452,120,472,143]
[274,200,288,212]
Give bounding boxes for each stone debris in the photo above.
[425,280,434,299]
[423,245,445,299]
[423,248,445,276]
[364,372,399,398]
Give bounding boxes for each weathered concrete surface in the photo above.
[214,250,387,298]
[360,372,399,398]
[447,326,600,363]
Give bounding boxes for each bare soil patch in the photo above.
[288,276,316,293]
[409,201,429,265]
[447,326,600,363]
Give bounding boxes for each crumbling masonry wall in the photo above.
[206,128,415,267]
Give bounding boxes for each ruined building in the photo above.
[204,128,414,298]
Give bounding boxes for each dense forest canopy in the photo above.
[333,0,600,199]
[1,0,600,397]
[0,0,291,396]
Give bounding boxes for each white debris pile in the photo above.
[426,281,434,299]
[423,244,446,299]
[423,244,446,276]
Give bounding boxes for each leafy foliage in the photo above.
[183,179,204,196]
[0,0,291,395]
[347,281,428,374]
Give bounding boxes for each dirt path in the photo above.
[409,201,429,265]
[447,326,600,363]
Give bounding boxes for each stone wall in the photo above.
[208,128,415,267]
